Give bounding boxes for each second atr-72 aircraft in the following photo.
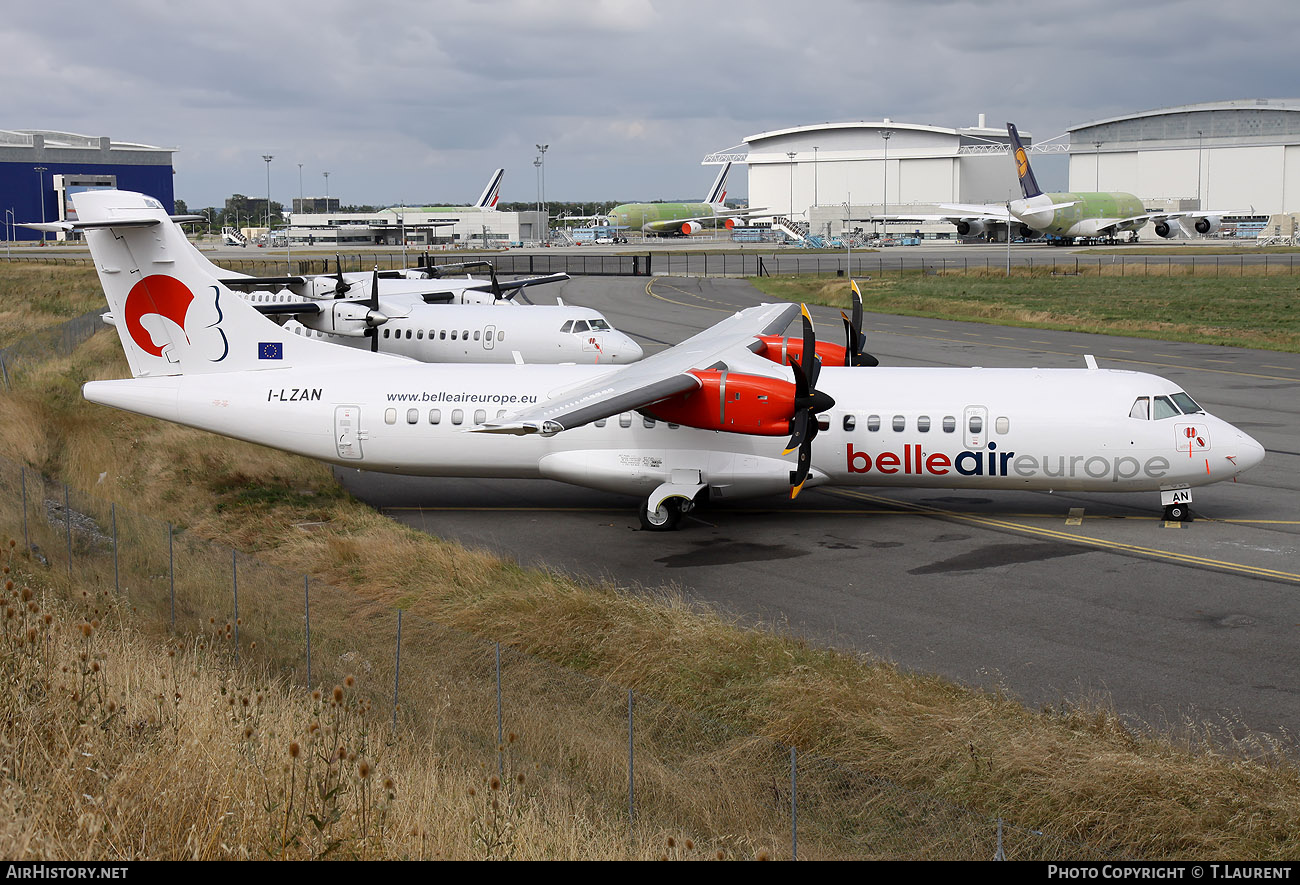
[71,191,1263,529]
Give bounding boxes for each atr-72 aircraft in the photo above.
[605,163,770,236]
[68,191,1263,529]
[906,123,1235,243]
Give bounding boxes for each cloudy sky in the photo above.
[5,1,1292,209]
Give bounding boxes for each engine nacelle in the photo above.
[298,301,388,337]
[645,369,795,435]
[752,334,848,370]
[1153,218,1183,239]
[723,217,743,230]
[679,220,703,235]
[1017,224,1039,239]
[955,219,987,237]
[1195,215,1221,235]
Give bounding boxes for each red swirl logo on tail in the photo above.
[124,275,194,357]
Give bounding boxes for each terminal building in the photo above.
[0,130,175,241]
[286,205,550,248]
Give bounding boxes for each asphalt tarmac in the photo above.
[336,275,1300,743]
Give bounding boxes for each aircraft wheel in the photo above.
[1163,503,1192,522]
[639,498,683,531]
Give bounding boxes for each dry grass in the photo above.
[0,264,103,342]
[0,558,764,860]
[6,270,1300,858]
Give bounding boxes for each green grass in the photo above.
[751,270,1300,352]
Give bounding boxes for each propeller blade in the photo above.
[841,280,879,367]
[370,267,380,353]
[790,436,812,499]
[489,263,503,301]
[332,253,353,298]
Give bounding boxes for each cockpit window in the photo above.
[1153,395,1180,420]
[1170,392,1203,414]
[588,319,611,331]
[571,320,590,334]
[559,320,573,333]
[1129,397,1149,420]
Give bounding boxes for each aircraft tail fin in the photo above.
[704,162,732,205]
[1006,123,1043,200]
[65,189,399,379]
[475,168,505,209]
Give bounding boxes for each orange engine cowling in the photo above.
[680,220,703,235]
[724,217,742,230]
[752,334,848,369]
[645,369,795,435]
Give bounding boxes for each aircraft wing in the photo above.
[474,302,801,435]
[641,207,774,234]
[935,203,1014,221]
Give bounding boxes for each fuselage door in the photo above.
[963,405,988,449]
[335,405,364,460]
[483,324,496,350]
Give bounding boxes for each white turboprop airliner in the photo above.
[64,191,1264,529]
[77,224,643,366]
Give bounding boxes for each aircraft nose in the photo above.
[1235,430,1266,473]
[624,337,644,361]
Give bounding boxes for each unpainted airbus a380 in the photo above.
[63,190,1263,529]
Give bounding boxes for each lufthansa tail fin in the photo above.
[67,189,401,379]
[704,162,732,205]
[475,168,505,209]
[1006,123,1043,200]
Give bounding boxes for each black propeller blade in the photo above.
[839,280,879,367]
[369,266,380,353]
[783,304,836,498]
[332,254,352,299]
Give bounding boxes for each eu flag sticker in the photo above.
[259,342,283,360]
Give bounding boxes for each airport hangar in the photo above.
[285,204,550,248]
[0,130,176,242]
[726,100,1300,242]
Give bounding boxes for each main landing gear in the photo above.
[639,496,692,531]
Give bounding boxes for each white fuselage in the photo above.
[84,364,1264,502]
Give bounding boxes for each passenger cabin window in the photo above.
[428,409,441,424]
[1153,396,1180,420]
[866,414,881,432]
[406,409,418,424]
[474,409,486,425]
[995,417,1010,434]
[843,415,856,432]
[968,415,984,435]
[618,413,633,428]
[384,408,397,425]
[1129,397,1150,420]
[943,416,956,433]
[451,409,464,425]
[643,416,656,429]
[917,416,931,433]
[595,418,607,428]
[416,330,424,339]
[892,415,905,432]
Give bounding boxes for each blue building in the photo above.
[1,130,175,242]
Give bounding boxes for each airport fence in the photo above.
[7,250,1300,280]
[0,308,103,390]
[0,312,1129,860]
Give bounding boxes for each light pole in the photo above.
[33,166,48,243]
[297,163,303,216]
[1093,141,1102,190]
[843,195,851,274]
[536,143,549,239]
[323,171,330,210]
[534,156,542,213]
[786,151,796,222]
[880,131,891,240]
[812,146,819,209]
[4,208,13,258]
[1196,130,1204,206]
[262,154,274,238]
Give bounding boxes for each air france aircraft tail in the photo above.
[704,162,731,205]
[1006,123,1044,200]
[475,169,505,209]
[69,189,401,379]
